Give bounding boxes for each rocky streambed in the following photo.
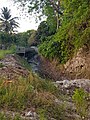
[0,54,90,120]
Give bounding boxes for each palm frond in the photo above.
[0,18,4,22]
[0,7,19,33]
[9,17,19,21]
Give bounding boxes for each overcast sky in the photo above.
[0,0,42,32]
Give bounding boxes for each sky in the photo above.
[0,0,43,32]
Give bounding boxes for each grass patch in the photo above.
[0,72,66,119]
[16,55,31,71]
[0,50,12,59]
[0,45,16,59]
[28,73,61,97]
[0,112,22,120]
[0,77,34,110]
[72,88,89,119]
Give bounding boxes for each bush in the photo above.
[72,88,89,119]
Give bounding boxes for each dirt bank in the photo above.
[39,46,90,81]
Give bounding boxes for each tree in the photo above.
[0,7,19,34]
[28,30,37,46]
[10,30,34,47]
[12,0,62,29]
[35,21,56,44]
[35,21,49,43]
[39,0,90,63]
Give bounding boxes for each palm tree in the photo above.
[0,7,19,34]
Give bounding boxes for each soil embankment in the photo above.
[39,46,90,81]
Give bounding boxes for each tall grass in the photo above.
[0,73,65,119]
[0,45,16,59]
[0,73,58,110]
[0,77,34,110]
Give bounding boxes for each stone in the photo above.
[25,111,33,117]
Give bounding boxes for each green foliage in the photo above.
[35,21,56,44]
[0,32,11,45]
[28,30,37,46]
[39,33,69,63]
[13,30,32,47]
[0,113,6,120]
[13,0,62,32]
[0,50,11,59]
[39,0,90,63]
[44,4,57,32]
[72,88,89,118]
[13,0,62,21]
[0,30,34,47]
[35,21,49,43]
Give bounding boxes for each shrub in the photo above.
[72,88,89,119]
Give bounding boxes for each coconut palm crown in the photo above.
[0,7,19,34]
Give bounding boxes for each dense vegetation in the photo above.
[0,30,36,47]
[1,0,90,64]
[12,0,90,63]
[12,30,35,47]
[35,21,56,44]
[39,0,90,63]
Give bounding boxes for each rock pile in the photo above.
[0,54,29,80]
[55,79,90,95]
